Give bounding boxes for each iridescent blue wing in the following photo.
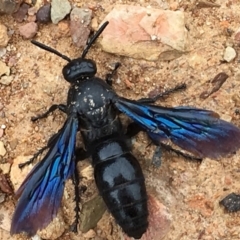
[10,116,78,236]
[115,98,240,159]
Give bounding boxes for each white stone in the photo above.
[223,46,236,62]
[0,141,6,156]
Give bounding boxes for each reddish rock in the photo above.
[125,79,134,89]
[0,173,12,194]
[70,7,92,48]
[187,194,214,217]
[19,22,38,39]
[100,5,189,61]
[12,3,30,22]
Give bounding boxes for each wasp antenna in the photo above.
[81,21,109,58]
[31,40,71,62]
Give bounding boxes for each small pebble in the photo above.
[223,46,236,62]
[28,6,37,16]
[33,0,42,9]
[0,76,13,85]
[51,0,71,24]
[80,196,106,233]
[0,0,22,14]
[36,3,51,23]
[0,141,6,156]
[9,138,18,150]
[31,235,41,240]
[235,28,240,45]
[0,193,5,204]
[57,21,70,37]
[0,112,5,118]
[91,17,99,31]
[0,48,7,57]
[27,15,37,22]
[8,56,18,67]
[70,7,92,47]
[83,229,96,239]
[0,129,3,138]
[12,3,30,22]
[1,163,10,174]
[8,29,14,36]
[19,22,38,39]
[0,61,10,77]
[0,173,12,193]
[125,79,134,88]
[0,24,9,47]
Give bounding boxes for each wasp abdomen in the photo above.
[93,140,148,239]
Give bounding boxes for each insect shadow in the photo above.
[11,21,240,239]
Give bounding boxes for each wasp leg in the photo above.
[70,148,89,232]
[18,132,61,169]
[70,159,81,233]
[125,122,162,167]
[125,122,143,139]
[137,83,187,104]
[105,62,121,86]
[19,145,48,169]
[31,104,67,122]
[21,105,68,168]
[151,144,202,168]
[152,146,162,168]
[160,143,202,162]
[75,148,90,161]
[125,122,202,167]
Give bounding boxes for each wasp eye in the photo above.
[65,68,71,75]
[62,66,73,82]
[87,62,93,68]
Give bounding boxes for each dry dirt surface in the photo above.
[1,0,240,240]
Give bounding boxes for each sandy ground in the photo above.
[1,0,240,240]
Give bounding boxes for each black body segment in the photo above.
[93,138,148,239]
